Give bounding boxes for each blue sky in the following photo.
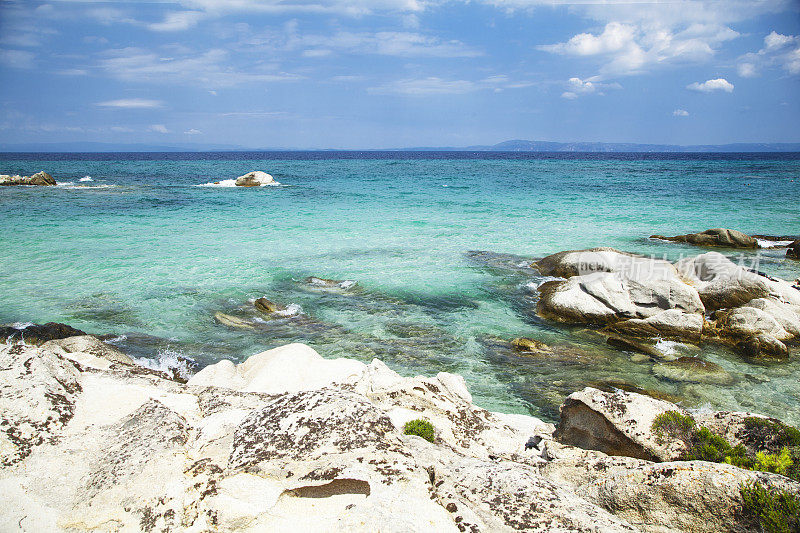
[0,0,798,148]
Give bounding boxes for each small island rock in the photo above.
[234,171,278,187]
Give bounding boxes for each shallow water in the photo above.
[1,152,799,422]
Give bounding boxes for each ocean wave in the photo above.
[79,176,93,182]
[757,238,794,248]
[275,303,303,316]
[134,348,196,381]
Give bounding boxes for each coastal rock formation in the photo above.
[533,248,800,360]
[0,322,86,345]
[651,228,758,249]
[234,171,278,187]
[2,338,799,532]
[652,356,735,385]
[0,171,57,186]
[534,248,704,340]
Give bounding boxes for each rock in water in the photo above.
[234,171,278,187]
[787,240,800,259]
[0,322,86,345]
[651,228,758,249]
[0,171,57,186]
[253,297,284,314]
[652,356,735,385]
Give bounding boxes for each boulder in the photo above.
[234,171,277,187]
[533,247,676,279]
[213,312,255,330]
[715,306,792,341]
[737,333,789,360]
[651,228,757,249]
[40,335,134,368]
[605,309,704,342]
[0,322,86,345]
[788,240,800,259]
[253,297,284,314]
[0,171,57,186]
[652,357,735,385]
[594,461,800,532]
[554,387,689,461]
[605,335,666,360]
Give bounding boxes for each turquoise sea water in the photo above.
[1,152,799,422]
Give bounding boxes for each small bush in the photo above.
[756,448,794,477]
[404,419,435,443]
[652,411,696,445]
[740,482,800,533]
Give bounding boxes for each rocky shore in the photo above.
[2,334,799,532]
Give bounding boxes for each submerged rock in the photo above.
[304,276,358,291]
[0,171,57,186]
[234,171,278,187]
[652,356,735,385]
[651,228,758,249]
[0,322,86,345]
[213,311,256,330]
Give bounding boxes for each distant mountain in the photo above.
[1,140,798,153]
[485,140,800,152]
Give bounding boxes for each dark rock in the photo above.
[737,334,790,360]
[786,240,800,260]
[0,322,86,345]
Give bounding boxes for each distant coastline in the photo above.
[2,139,800,153]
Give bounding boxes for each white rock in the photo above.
[234,171,279,187]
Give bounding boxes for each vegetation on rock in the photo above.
[740,482,800,533]
[404,419,435,443]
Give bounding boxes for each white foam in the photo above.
[276,303,303,317]
[104,334,128,344]
[79,176,93,182]
[56,181,74,186]
[525,276,565,291]
[654,338,682,356]
[134,348,196,381]
[11,322,33,330]
[757,238,794,248]
[196,179,283,187]
[338,280,357,290]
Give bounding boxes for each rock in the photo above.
[0,322,86,345]
[40,335,134,368]
[510,337,606,364]
[605,335,665,360]
[234,171,278,187]
[0,171,57,186]
[715,305,792,341]
[511,337,550,352]
[594,461,799,532]
[213,311,255,330]
[605,308,704,342]
[585,379,684,404]
[676,251,800,310]
[533,247,677,279]
[554,387,689,461]
[253,297,284,314]
[188,343,366,394]
[737,333,789,360]
[651,228,758,249]
[653,357,735,385]
[788,240,800,259]
[537,251,704,324]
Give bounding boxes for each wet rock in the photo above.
[651,228,757,249]
[253,297,284,314]
[213,312,256,330]
[0,322,86,345]
[605,335,665,360]
[511,337,550,352]
[737,333,789,360]
[510,337,606,365]
[234,171,278,187]
[555,387,689,461]
[787,240,800,259]
[0,171,57,186]
[652,357,735,385]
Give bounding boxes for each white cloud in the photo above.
[281,30,481,58]
[97,47,302,87]
[0,49,35,69]
[539,21,739,76]
[738,31,800,77]
[560,76,619,99]
[368,74,533,96]
[673,109,689,116]
[96,98,164,109]
[184,128,203,134]
[687,78,734,92]
[148,11,205,32]
[148,124,170,133]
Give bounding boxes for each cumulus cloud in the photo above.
[673,109,689,116]
[96,98,165,109]
[538,21,739,76]
[687,78,733,92]
[148,124,170,133]
[560,76,620,99]
[738,31,800,77]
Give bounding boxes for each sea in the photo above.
[1,151,799,423]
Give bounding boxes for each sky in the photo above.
[0,0,798,149]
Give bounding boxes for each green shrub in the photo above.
[404,419,435,443]
[740,482,800,533]
[756,448,794,477]
[652,411,696,445]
